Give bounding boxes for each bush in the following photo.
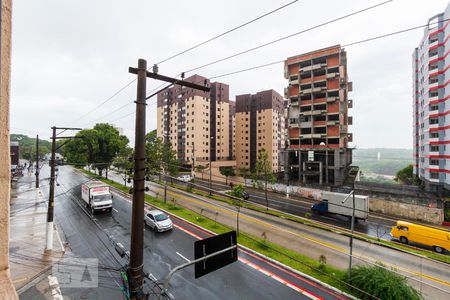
[348,264,423,300]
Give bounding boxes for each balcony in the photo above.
[429,39,439,49]
[300,63,327,73]
[428,95,439,102]
[300,122,312,128]
[327,96,338,102]
[326,72,338,79]
[300,88,312,95]
[327,120,339,126]
[312,86,327,93]
[429,81,439,89]
[313,120,327,127]
[300,133,323,139]
[429,52,439,61]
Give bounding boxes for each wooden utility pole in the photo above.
[46,127,81,251]
[128,59,147,299]
[35,135,39,188]
[128,60,210,299]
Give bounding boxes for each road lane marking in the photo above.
[176,252,191,263]
[111,181,450,290]
[112,208,118,213]
[150,184,450,289]
[173,220,322,298]
[239,257,321,300]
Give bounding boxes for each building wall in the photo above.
[413,4,450,194]
[156,75,232,165]
[0,0,18,297]
[235,90,285,172]
[284,45,352,186]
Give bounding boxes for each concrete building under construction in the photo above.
[283,45,353,186]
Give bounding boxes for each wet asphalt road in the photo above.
[33,165,348,300]
[179,177,396,240]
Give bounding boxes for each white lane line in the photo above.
[112,208,119,213]
[176,251,191,263]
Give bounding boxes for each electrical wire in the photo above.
[65,1,299,129]
[183,0,392,74]
[156,0,299,65]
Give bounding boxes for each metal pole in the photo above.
[348,189,355,281]
[128,58,147,300]
[35,134,39,188]
[46,127,56,250]
[209,157,212,196]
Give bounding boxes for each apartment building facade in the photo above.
[156,74,234,165]
[413,4,450,193]
[284,45,353,186]
[235,90,285,172]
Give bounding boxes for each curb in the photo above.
[107,185,354,299]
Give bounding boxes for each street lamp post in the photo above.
[209,136,214,195]
[341,189,356,281]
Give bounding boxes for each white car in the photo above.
[177,174,193,182]
[144,210,173,232]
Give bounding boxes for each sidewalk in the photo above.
[9,174,65,298]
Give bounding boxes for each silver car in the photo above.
[144,210,173,232]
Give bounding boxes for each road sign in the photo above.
[194,231,238,279]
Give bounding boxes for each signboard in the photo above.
[308,151,314,161]
[194,231,237,279]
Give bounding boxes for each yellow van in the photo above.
[390,221,450,254]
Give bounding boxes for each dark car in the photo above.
[242,192,250,200]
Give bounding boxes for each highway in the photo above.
[31,165,349,299]
[179,176,397,241]
[104,171,450,300]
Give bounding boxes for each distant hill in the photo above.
[352,148,412,177]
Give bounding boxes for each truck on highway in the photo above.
[311,191,369,222]
[81,181,113,214]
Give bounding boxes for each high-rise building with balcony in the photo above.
[156,74,234,165]
[235,90,285,172]
[413,4,450,193]
[284,45,353,186]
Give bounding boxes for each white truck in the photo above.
[81,181,113,214]
[311,191,369,222]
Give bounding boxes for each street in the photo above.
[25,165,349,299]
[105,171,450,300]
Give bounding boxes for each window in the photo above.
[430,159,439,165]
[429,118,439,125]
[430,145,439,152]
[430,132,439,138]
[430,172,439,179]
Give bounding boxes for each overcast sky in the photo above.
[9,0,450,149]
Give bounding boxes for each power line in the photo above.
[183,0,392,74]
[65,1,298,129]
[66,79,137,126]
[155,0,300,65]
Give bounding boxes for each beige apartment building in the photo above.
[156,74,234,165]
[235,90,286,173]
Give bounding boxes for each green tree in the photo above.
[196,165,207,180]
[112,147,133,187]
[144,130,178,181]
[64,123,129,178]
[348,264,423,300]
[219,166,235,185]
[10,134,51,161]
[255,148,276,211]
[230,184,245,236]
[145,130,163,177]
[395,164,420,185]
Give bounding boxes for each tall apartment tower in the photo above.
[235,90,285,172]
[156,74,234,165]
[413,4,450,193]
[284,45,353,186]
